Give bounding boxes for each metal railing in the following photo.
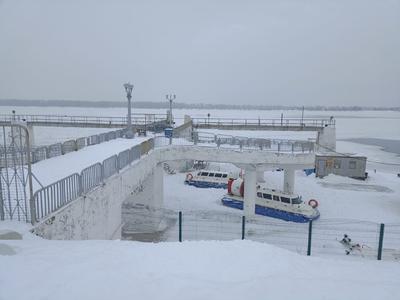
[156,131,315,153]
[30,129,125,164]
[34,173,81,219]
[33,140,152,221]
[0,113,167,126]
[192,117,335,128]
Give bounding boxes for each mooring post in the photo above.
[241,216,246,240]
[179,211,182,242]
[377,223,385,260]
[307,220,313,256]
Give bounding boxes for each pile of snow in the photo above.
[0,224,399,300]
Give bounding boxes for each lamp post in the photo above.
[123,82,134,138]
[166,94,176,127]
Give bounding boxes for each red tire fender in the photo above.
[186,173,193,181]
[308,199,319,208]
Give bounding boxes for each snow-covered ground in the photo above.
[1,222,399,300]
[31,137,149,190]
[1,107,400,298]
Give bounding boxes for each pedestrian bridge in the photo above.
[26,133,315,240]
[0,113,168,129]
[193,117,335,132]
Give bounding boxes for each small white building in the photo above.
[315,155,367,180]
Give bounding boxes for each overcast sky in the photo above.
[0,0,399,106]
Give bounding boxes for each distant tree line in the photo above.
[0,99,399,112]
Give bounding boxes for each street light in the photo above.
[124,82,134,138]
[166,94,176,127]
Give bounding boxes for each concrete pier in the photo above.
[283,168,295,194]
[243,167,257,217]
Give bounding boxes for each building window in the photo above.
[334,160,341,169]
[349,161,356,169]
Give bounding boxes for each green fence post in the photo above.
[242,216,246,240]
[377,223,385,260]
[307,220,313,256]
[179,211,182,242]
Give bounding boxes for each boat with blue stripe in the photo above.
[184,171,231,189]
[221,178,320,223]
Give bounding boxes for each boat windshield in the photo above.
[291,197,302,204]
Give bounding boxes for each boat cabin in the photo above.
[256,189,302,205]
[185,170,231,188]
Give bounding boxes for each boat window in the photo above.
[208,173,215,177]
[200,172,209,176]
[222,174,227,178]
[215,173,222,178]
[197,172,202,176]
[257,192,263,198]
[291,197,302,204]
[281,197,290,204]
[263,193,272,200]
[273,195,280,201]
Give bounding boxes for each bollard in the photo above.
[179,211,182,242]
[307,220,313,256]
[242,216,246,240]
[377,223,385,260]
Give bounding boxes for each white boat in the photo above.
[184,170,231,189]
[221,178,320,222]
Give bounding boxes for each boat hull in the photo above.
[221,196,320,223]
[185,180,228,189]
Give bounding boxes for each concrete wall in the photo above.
[33,153,158,240]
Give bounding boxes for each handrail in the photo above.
[0,113,167,125]
[192,117,335,128]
